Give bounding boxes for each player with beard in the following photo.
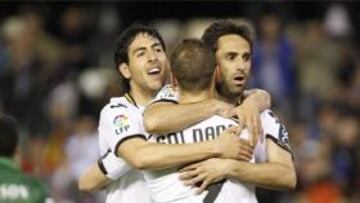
[78,23,271,203]
[143,19,296,202]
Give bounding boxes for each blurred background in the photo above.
[0,2,359,203]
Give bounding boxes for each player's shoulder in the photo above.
[152,84,179,103]
[101,97,135,115]
[260,109,291,151]
[260,109,281,126]
[259,109,283,138]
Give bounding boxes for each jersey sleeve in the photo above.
[150,84,179,104]
[98,105,146,156]
[97,149,131,180]
[260,109,292,154]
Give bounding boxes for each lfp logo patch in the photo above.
[113,115,130,135]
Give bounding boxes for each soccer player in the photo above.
[143,19,296,202]
[0,114,52,203]
[78,24,270,202]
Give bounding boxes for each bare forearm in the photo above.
[226,160,296,191]
[121,121,242,172]
[78,164,111,192]
[132,141,221,170]
[243,89,271,112]
[117,138,222,170]
[144,100,218,134]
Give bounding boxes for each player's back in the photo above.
[144,115,256,203]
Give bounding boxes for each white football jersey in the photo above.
[144,85,292,203]
[151,84,179,104]
[98,94,153,203]
[213,110,292,203]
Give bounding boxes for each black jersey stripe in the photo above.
[203,180,225,203]
[97,149,112,175]
[153,98,179,104]
[114,134,146,157]
[265,134,293,158]
[97,158,108,175]
[124,92,139,108]
[110,103,128,109]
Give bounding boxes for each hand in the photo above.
[237,138,254,162]
[213,99,236,118]
[179,158,231,194]
[236,100,264,146]
[215,126,254,161]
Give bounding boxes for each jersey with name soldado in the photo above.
[143,85,292,203]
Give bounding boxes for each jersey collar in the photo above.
[124,92,139,108]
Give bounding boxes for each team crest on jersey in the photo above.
[113,115,130,135]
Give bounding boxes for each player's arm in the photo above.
[78,163,111,192]
[117,126,247,170]
[225,139,296,190]
[144,99,233,134]
[242,88,271,113]
[144,84,231,134]
[237,89,271,145]
[180,139,295,193]
[144,89,271,135]
[179,110,296,192]
[78,151,131,192]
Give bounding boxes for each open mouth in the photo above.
[148,66,161,75]
[234,75,245,83]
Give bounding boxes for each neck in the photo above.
[216,84,241,105]
[178,78,218,103]
[178,88,214,104]
[129,82,157,106]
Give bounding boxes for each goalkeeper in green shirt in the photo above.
[0,114,52,203]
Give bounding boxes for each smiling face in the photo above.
[121,32,168,93]
[215,34,251,99]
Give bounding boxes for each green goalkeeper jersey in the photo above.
[0,157,49,203]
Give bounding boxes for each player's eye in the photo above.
[243,53,251,62]
[226,53,237,61]
[153,46,164,53]
[136,51,145,57]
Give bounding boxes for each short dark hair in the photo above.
[0,114,18,157]
[113,23,166,92]
[201,19,255,52]
[171,39,216,92]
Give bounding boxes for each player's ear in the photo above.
[119,63,131,79]
[170,72,178,88]
[215,65,222,83]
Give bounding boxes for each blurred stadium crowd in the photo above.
[0,2,359,203]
